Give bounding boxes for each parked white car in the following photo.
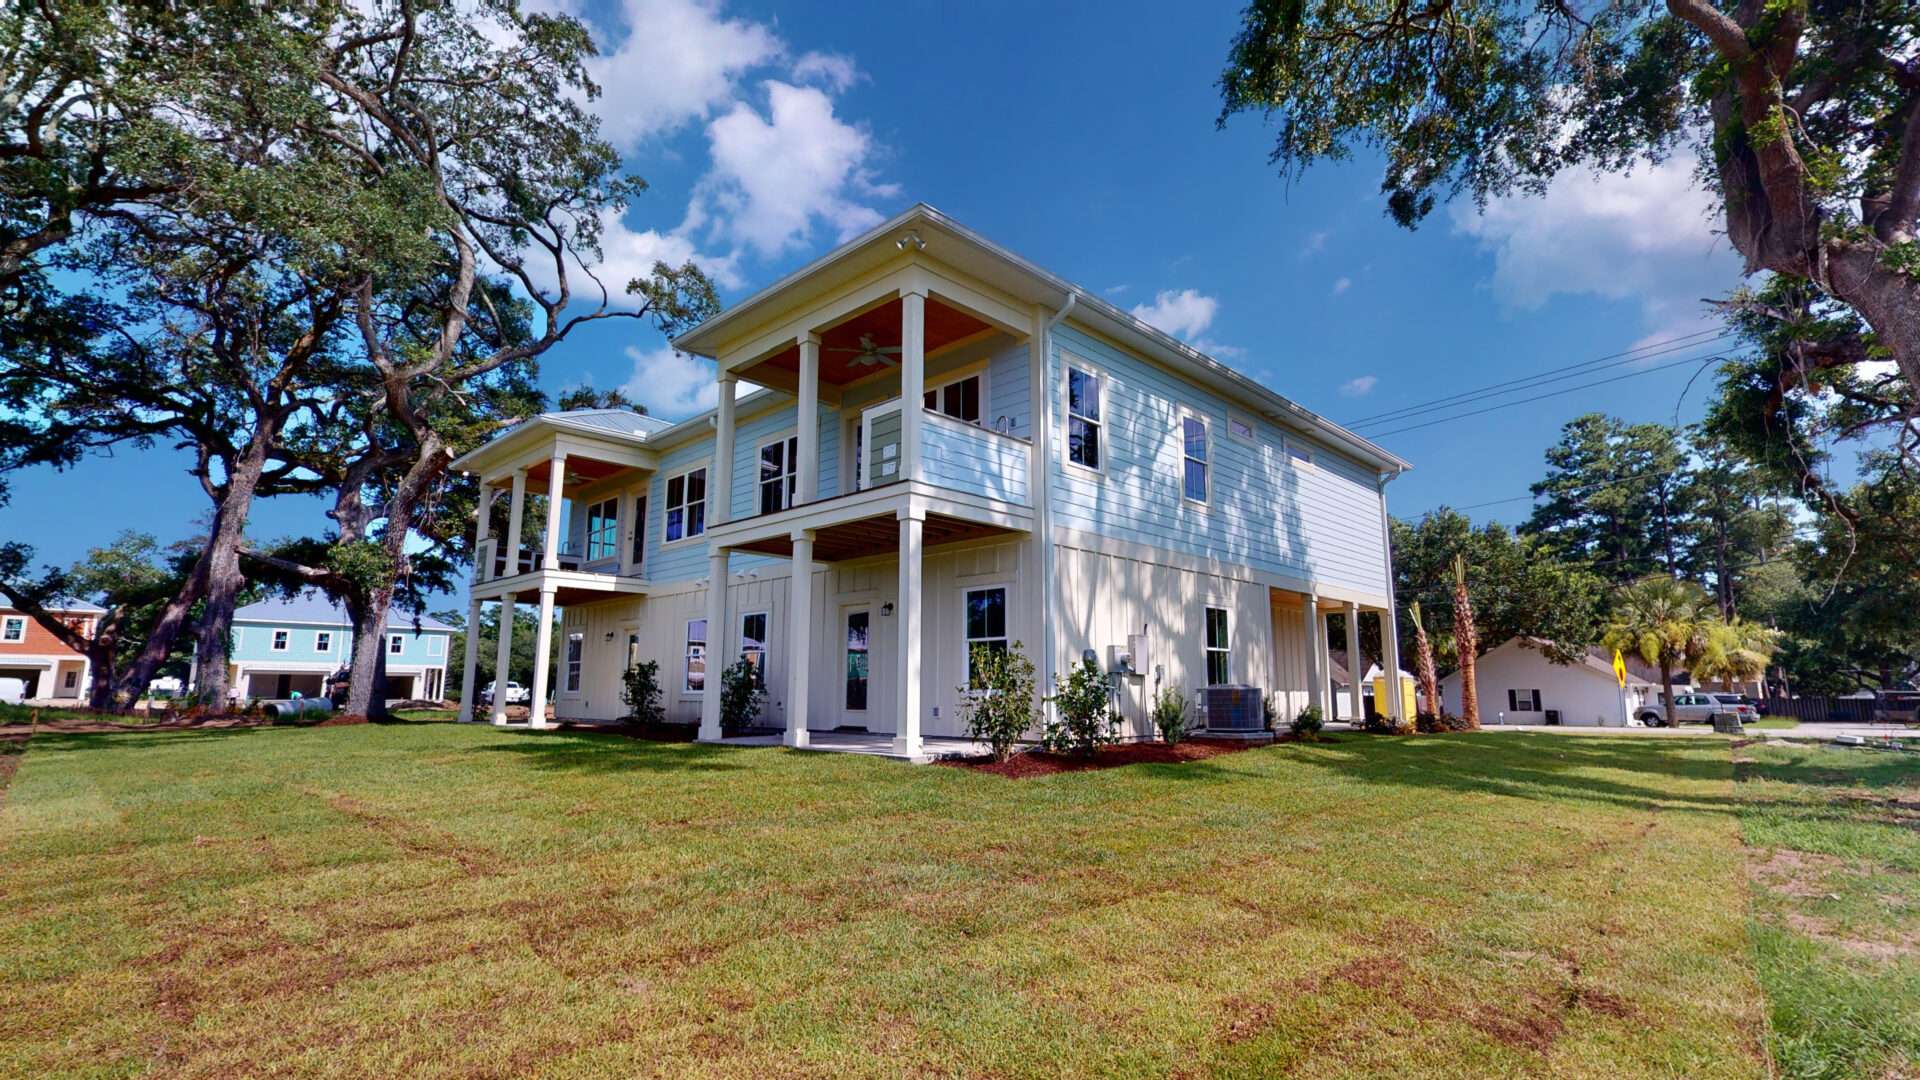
[479,680,529,706]
[1637,692,1755,727]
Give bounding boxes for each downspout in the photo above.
[1038,291,1077,714]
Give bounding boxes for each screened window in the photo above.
[759,436,799,515]
[584,497,620,561]
[565,632,583,693]
[665,468,707,543]
[1204,607,1230,686]
[1507,689,1541,712]
[1182,415,1209,503]
[314,631,332,653]
[271,630,289,651]
[964,587,1009,689]
[923,373,982,424]
[685,618,708,693]
[845,611,870,710]
[1067,367,1102,469]
[388,634,405,655]
[739,612,768,688]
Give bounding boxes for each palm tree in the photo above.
[1696,619,1782,695]
[1603,576,1716,727]
[1408,600,1442,720]
[1452,555,1480,729]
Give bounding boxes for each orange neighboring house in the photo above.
[0,594,103,702]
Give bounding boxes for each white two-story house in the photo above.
[450,205,1410,759]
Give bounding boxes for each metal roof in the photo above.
[233,594,453,632]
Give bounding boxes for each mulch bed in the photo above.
[946,736,1289,778]
[0,713,279,737]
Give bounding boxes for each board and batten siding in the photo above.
[1047,325,1390,598]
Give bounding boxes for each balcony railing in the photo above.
[859,400,1031,506]
[472,538,592,583]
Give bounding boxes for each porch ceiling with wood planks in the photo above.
[742,295,994,387]
[731,510,1019,563]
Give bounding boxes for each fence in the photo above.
[1760,696,1878,723]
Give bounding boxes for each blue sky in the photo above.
[0,0,1747,579]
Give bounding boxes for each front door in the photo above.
[836,604,890,733]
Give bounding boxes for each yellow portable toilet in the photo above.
[1372,668,1417,719]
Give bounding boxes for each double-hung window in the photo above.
[759,436,798,515]
[564,632,583,693]
[1182,415,1210,503]
[739,612,768,688]
[924,373,982,424]
[584,497,620,561]
[388,633,405,656]
[271,629,289,652]
[1204,606,1230,685]
[0,617,22,643]
[964,587,1009,689]
[665,468,707,543]
[1067,366,1102,470]
[314,631,332,653]
[684,618,707,693]
[1507,689,1542,712]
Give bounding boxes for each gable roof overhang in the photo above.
[672,204,1412,477]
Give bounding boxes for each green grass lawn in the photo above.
[1750,717,1802,730]
[0,724,1909,1077]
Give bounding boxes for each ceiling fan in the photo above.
[826,333,901,368]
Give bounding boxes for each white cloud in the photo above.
[1130,288,1220,340]
[1192,338,1247,360]
[791,50,861,93]
[687,81,896,260]
[1340,375,1379,397]
[1300,230,1331,258]
[1331,276,1352,296]
[582,0,782,150]
[1451,154,1743,331]
[618,345,758,417]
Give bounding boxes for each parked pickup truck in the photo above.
[480,681,530,706]
[1636,692,1756,727]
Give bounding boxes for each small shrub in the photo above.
[1043,657,1118,756]
[1262,693,1280,731]
[1151,685,1190,745]
[958,641,1037,763]
[718,657,765,736]
[1416,711,1474,733]
[1290,703,1324,740]
[621,659,665,726]
[1360,711,1400,734]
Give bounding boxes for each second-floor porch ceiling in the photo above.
[732,291,1002,400]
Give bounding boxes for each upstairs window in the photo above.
[665,467,707,543]
[1227,413,1256,444]
[271,630,289,652]
[759,436,798,515]
[1286,440,1313,466]
[0,617,22,643]
[1182,415,1210,503]
[1204,607,1230,685]
[1067,367,1102,470]
[584,497,620,561]
[924,373,982,424]
[314,631,332,653]
[388,634,405,655]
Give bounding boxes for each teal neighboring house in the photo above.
[215,595,452,701]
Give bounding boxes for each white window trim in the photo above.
[562,631,584,696]
[2,616,26,643]
[426,635,443,656]
[313,631,332,653]
[737,609,771,688]
[1226,410,1257,445]
[922,365,989,426]
[1062,358,1106,477]
[959,582,1013,691]
[755,430,800,517]
[1180,409,1211,507]
[583,495,622,564]
[1284,435,1317,468]
[388,633,405,655]
[660,462,711,548]
[1203,604,1231,686]
[271,629,290,652]
[682,617,708,697]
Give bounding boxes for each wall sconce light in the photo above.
[603,631,615,642]
[880,602,895,617]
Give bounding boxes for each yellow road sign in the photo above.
[1612,649,1629,689]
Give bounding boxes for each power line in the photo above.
[1365,351,1728,439]
[1349,330,1732,431]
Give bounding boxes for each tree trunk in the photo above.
[340,587,395,721]
[1660,660,1677,727]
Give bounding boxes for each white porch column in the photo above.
[785,529,815,748]
[457,594,483,722]
[506,469,528,576]
[1345,600,1365,722]
[491,593,516,725]
[899,290,926,483]
[713,373,737,526]
[528,587,557,729]
[894,508,925,759]
[1303,595,1325,716]
[797,334,820,505]
[698,549,729,740]
[540,452,567,570]
[1379,606,1405,724]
